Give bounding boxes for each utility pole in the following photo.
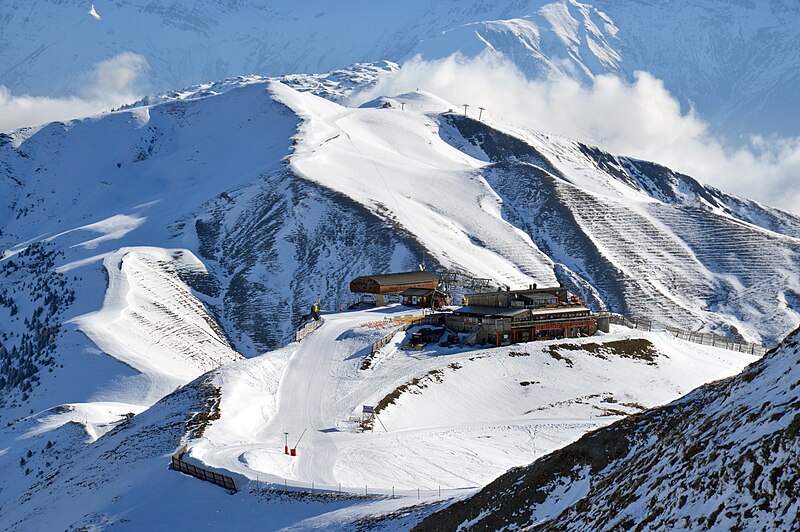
[462,103,469,116]
[478,107,485,121]
[400,102,405,111]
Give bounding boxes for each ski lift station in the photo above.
[349,271,439,305]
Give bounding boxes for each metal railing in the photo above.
[462,325,482,345]
[370,315,444,354]
[602,313,769,356]
[248,477,475,500]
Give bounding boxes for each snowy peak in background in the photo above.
[1,1,799,138]
[121,61,400,111]
[411,0,800,138]
[414,0,623,81]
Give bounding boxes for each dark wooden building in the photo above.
[350,272,439,294]
[400,288,448,309]
[465,286,568,309]
[446,286,598,345]
[447,305,595,345]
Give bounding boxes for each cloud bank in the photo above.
[0,52,149,132]
[353,54,800,215]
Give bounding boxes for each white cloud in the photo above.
[353,54,800,215]
[0,52,149,132]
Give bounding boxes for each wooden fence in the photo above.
[360,314,446,370]
[602,313,769,356]
[172,447,237,492]
[295,318,324,342]
[369,314,445,355]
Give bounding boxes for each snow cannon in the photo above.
[289,428,306,457]
[284,445,289,455]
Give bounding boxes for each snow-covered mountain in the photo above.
[2,1,799,137]
[414,0,800,139]
[0,61,798,528]
[1,73,799,427]
[419,325,800,530]
[1,2,798,528]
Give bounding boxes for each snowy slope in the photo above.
[271,84,557,288]
[181,311,754,493]
[74,247,243,405]
[2,1,799,137]
[0,374,441,531]
[0,308,759,530]
[420,325,800,531]
[0,79,301,425]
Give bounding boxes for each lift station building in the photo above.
[350,271,439,305]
